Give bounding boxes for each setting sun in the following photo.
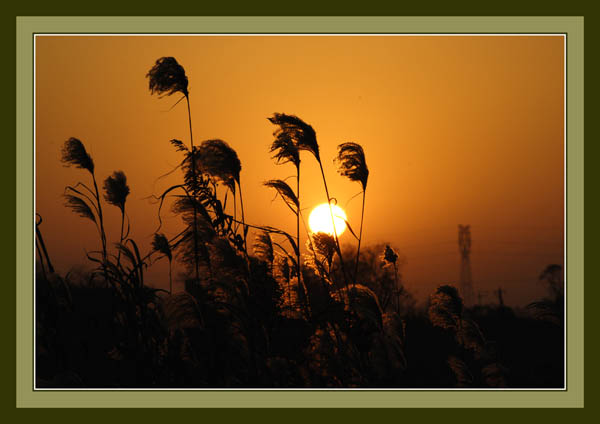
[308,203,347,236]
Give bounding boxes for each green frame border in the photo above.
[15,16,583,408]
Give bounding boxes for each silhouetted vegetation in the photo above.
[35,57,564,388]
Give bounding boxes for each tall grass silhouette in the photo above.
[268,115,302,302]
[103,171,130,266]
[61,137,109,280]
[147,57,201,281]
[335,142,369,287]
[196,139,247,254]
[35,56,563,390]
[268,113,351,290]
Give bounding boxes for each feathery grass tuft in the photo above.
[172,197,216,241]
[152,233,172,262]
[170,139,189,153]
[64,194,96,223]
[146,57,189,97]
[275,254,291,282]
[334,284,383,331]
[311,232,336,262]
[61,137,94,174]
[103,171,130,213]
[263,179,299,213]
[253,231,274,265]
[195,139,246,254]
[268,113,319,161]
[335,142,369,190]
[269,130,300,168]
[305,232,336,278]
[428,285,464,331]
[196,139,241,187]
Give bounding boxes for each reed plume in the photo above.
[334,284,383,331]
[274,254,293,309]
[335,142,369,191]
[64,194,95,222]
[253,231,274,267]
[196,139,241,185]
[103,171,130,213]
[428,285,463,331]
[269,132,300,168]
[263,179,299,214]
[268,113,319,161]
[305,232,336,277]
[146,57,189,97]
[152,233,173,294]
[61,137,94,174]
[170,138,188,153]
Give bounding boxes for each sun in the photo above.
[308,203,347,236]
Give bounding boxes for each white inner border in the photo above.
[33,33,567,391]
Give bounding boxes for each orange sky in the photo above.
[35,35,564,306]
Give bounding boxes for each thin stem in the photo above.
[91,175,106,259]
[169,260,173,295]
[117,208,125,266]
[237,180,248,255]
[35,223,54,274]
[394,262,400,313]
[91,173,109,284]
[35,238,47,280]
[228,217,297,238]
[296,165,304,313]
[352,190,366,288]
[233,189,238,234]
[317,161,350,291]
[185,95,200,281]
[287,277,292,312]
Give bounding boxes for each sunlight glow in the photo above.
[308,203,347,236]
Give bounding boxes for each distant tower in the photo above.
[458,225,475,306]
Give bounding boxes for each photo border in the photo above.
[16,16,583,408]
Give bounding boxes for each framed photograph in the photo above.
[16,16,583,408]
